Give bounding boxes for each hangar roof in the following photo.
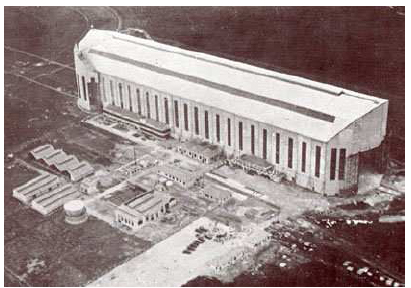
[78,29,388,142]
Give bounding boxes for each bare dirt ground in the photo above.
[213,165,329,219]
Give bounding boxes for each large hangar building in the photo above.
[74,29,388,195]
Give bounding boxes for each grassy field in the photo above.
[5,211,151,286]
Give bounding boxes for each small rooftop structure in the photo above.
[13,173,61,205]
[30,144,94,181]
[31,184,80,215]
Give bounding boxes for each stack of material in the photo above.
[30,144,94,181]
[13,173,60,205]
[31,184,80,216]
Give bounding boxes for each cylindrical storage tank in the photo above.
[64,200,88,225]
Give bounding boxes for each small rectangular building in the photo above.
[31,184,80,215]
[157,165,200,188]
[199,184,232,204]
[13,173,61,205]
[177,139,221,164]
[231,154,273,174]
[115,191,171,230]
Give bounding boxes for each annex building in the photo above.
[74,29,388,195]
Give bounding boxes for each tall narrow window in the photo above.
[174,100,179,128]
[338,148,346,180]
[238,122,243,151]
[127,85,132,111]
[329,148,337,180]
[275,133,280,164]
[227,118,231,146]
[118,83,124,108]
[315,146,321,178]
[251,125,255,155]
[81,76,87,100]
[101,77,107,102]
[155,95,159,121]
[194,107,199,135]
[110,80,115,105]
[136,89,141,115]
[146,92,151,118]
[262,129,267,160]
[164,98,169,124]
[77,74,81,98]
[216,114,220,142]
[184,103,189,131]
[301,142,307,173]
[288,138,293,169]
[204,110,209,139]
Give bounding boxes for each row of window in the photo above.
[275,134,322,178]
[275,135,346,180]
[101,79,268,158]
[118,208,165,227]
[104,79,164,122]
[100,78,347,181]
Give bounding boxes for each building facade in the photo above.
[200,184,232,204]
[74,29,388,195]
[115,191,170,230]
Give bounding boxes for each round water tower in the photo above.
[64,200,88,225]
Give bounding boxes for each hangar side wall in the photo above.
[95,73,337,195]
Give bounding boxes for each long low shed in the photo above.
[30,145,94,182]
[13,173,61,205]
[31,184,80,215]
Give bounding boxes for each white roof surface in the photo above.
[64,199,85,212]
[78,29,387,142]
[30,145,94,181]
